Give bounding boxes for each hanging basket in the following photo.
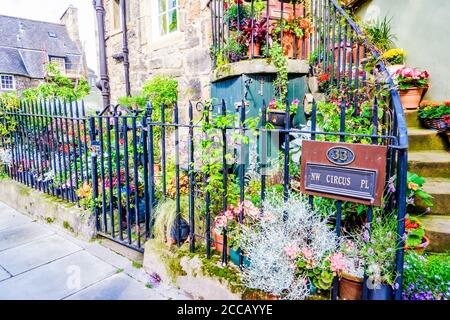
[421,117,445,130]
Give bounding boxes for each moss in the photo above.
[147,239,187,282]
[18,185,31,196]
[63,220,74,233]
[45,217,55,224]
[116,268,124,274]
[132,260,143,269]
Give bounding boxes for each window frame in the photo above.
[154,0,179,38]
[49,56,67,74]
[0,74,15,91]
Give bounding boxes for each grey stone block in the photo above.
[0,251,116,300]
[0,209,32,231]
[0,235,82,275]
[65,273,164,300]
[0,266,10,281]
[0,223,54,252]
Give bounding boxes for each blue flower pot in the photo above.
[170,218,190,243]
[230,248,250,267]
[129,200,147,224]
[368,284,393,300]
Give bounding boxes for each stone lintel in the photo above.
[211,58,310,83]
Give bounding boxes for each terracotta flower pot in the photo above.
[212,230,230,256]
[352,44,365,63]
[339,273,363,300]
[399,87,424,110]
[405,235,430,254]
[296,35,310,59]
[331,42,352,65]
[247,42,261,57]
[282,32,295,58]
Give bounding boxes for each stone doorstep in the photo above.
[0,179,96,241]
[408,128,449,152]
[418,215,450,253]
[404,110,421,128]
[414,178,450,216]
[408,151,450,179]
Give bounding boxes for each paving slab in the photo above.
[0,266,10,281]
[0,234,83,275]
[65,273,165,300]
[0,223,54,252]
[0,210,32,231]
[0,250,116,300]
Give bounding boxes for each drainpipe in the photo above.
[120,0,131,97]
[93,0,111,109]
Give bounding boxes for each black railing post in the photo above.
[188,101,195,253]
[174,103,181,247]
[221,99,228,265]
[89,117,100,231]
[394,148,407,300]
[147,102,155,239]
[238,100,246,267]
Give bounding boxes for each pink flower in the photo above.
[214,215,228,233]
[329,252,346,275]
[300,247,313,260]
[239,200,259,221]
[419,71,429,79]
[284,245,299,260]
[224,209,235,221]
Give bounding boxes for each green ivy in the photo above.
[22,63,90,102]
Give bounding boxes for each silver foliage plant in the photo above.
[240,191,337,300]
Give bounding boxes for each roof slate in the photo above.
[0,14,82,79]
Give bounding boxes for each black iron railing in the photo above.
[0,100,90,203]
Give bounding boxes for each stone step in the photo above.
[418,215,450,253]
[408,128,449,152]
[414,178,450,216]
[405,110,421,128]
[408,151,450,179]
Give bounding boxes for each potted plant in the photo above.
[212,206,239,256]
[224,0,250,31]
[240,18,267,57]
[383,48,407,75]
[267,98,300,127]
[153,196,190,245]
[355,211,398,300]
[404,216,429,253]
[418,101,450,130]
[271,15,306,58]
[395,66,429,110]
[338,239,365,300]
[228,200,260,267]
[363,17,397,52]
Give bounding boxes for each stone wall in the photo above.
[0,76,41,95]
[103,0,213,118]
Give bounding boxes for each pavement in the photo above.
[0,201,189,300]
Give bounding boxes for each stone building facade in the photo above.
[103,0,212,111]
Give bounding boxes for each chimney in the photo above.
[60,5,80,44]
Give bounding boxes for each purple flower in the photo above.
[376,217,381,223]
[368,247,374,255]
[363,230,370,242]
[388,176,396,193]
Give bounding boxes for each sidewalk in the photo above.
[0,201,189,300]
